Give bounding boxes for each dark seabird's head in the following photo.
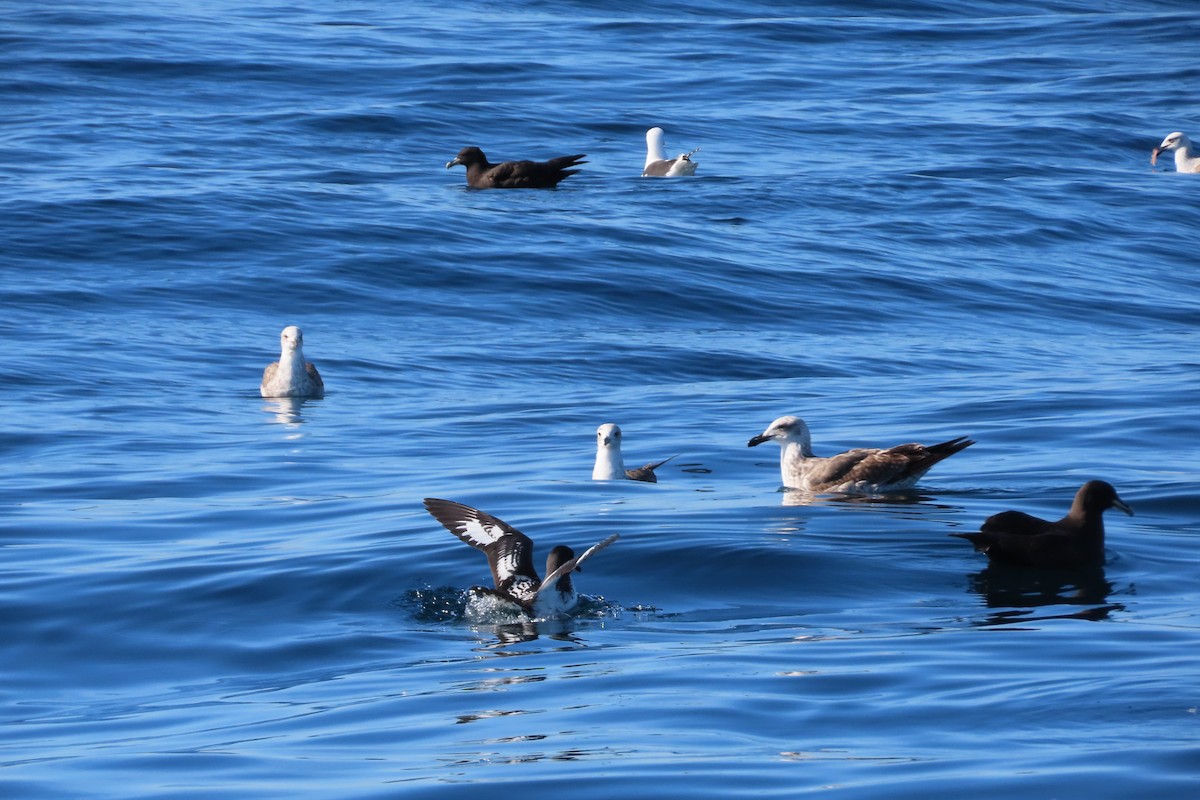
[446,146,486,169]
[546,545,578,588]
[1078,480,1134,517]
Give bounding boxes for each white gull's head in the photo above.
[748,415,814,455]
[645,127,666,167]
[1152,131,1200,172]
[596,422,622,448]
[280,325,304,354]
[1157,131,1191,153]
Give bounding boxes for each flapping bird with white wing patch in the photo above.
[422,498,618,618]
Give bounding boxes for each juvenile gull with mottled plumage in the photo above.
[260,325,324,398]
[953,480,1132,568]
[748,415,973,494]
[592,422,676,482]
[423,498,618,618]
[642,127,699,177]
[446,146,586,188]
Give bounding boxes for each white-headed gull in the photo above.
[748,415,973,493]
[260,326,324,398]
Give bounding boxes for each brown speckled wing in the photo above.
[305,361,323,393]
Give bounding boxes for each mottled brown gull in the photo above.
[260,325,323,399]
[747,415,973,494]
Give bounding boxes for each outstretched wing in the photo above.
[423,498,524,548]
[536,533,619,596]
[422,498,539,592]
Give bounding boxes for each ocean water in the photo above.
[2,1,1199,797]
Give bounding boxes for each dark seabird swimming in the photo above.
[592,422,677,483]
[953,480,1133,568]
[747,415,974,493]
[260,325,324,398]
[642,127,699,177]
[422,498,618,617]
[445,146,586,189]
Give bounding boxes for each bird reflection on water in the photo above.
[780,489,946,507]
[965,562,1123,625]
[262,396,313,428]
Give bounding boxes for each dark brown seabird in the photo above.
[953,480,1133,568]
[445,146,586,189]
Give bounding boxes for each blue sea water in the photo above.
[2,0,1199,797]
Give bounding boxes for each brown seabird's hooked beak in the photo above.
[446,156,463,169]
[1113,496,1134,517]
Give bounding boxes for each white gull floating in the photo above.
[592,422,676,482]
[260,325,324,398]
[642,127,699,177]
